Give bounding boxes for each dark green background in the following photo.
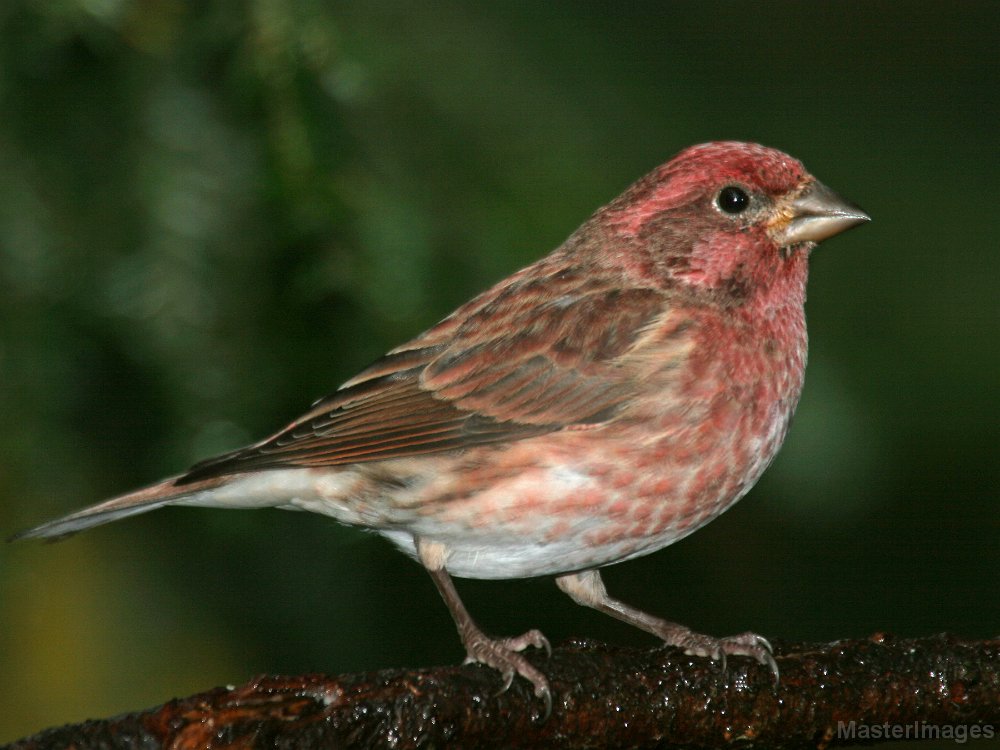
[1,2,997,744]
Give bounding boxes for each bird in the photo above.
[13,141,869,713]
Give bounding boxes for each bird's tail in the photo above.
[9,475,227,542]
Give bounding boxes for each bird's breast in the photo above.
[345,307,808,580]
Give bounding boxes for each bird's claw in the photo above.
[674,630,779,683]
[462,627,553,718]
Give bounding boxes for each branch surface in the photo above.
[6,633,999,749]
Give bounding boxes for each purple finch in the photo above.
[15,142,869,711]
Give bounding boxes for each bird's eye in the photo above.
[716,186,750,215]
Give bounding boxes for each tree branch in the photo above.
[6,633,999,749]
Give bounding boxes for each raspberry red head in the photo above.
[595,142,866,301]
[604,142,807,235]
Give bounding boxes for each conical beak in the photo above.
[777,180,870,246]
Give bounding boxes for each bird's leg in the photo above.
[417,538,553,712]
[556,569,778,680]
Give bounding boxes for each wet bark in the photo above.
[6,633,999,749]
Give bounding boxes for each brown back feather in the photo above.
[180,274,668,483]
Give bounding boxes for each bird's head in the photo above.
[596,141,869,305]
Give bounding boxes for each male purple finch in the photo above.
[15,142,868,711]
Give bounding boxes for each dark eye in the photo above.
[716,186,750,215]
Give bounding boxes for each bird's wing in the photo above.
[180,273,670,482]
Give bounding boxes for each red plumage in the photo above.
[15,142,869,711]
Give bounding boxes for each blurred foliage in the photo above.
[0,1,997,744]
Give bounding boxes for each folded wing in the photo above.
[182,272,669,482]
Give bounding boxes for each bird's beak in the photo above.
[775,180,870,246]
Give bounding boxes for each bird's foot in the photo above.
[461,625,553,716]
[665,627,779,682]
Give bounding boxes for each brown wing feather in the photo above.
[181,269,668,483]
